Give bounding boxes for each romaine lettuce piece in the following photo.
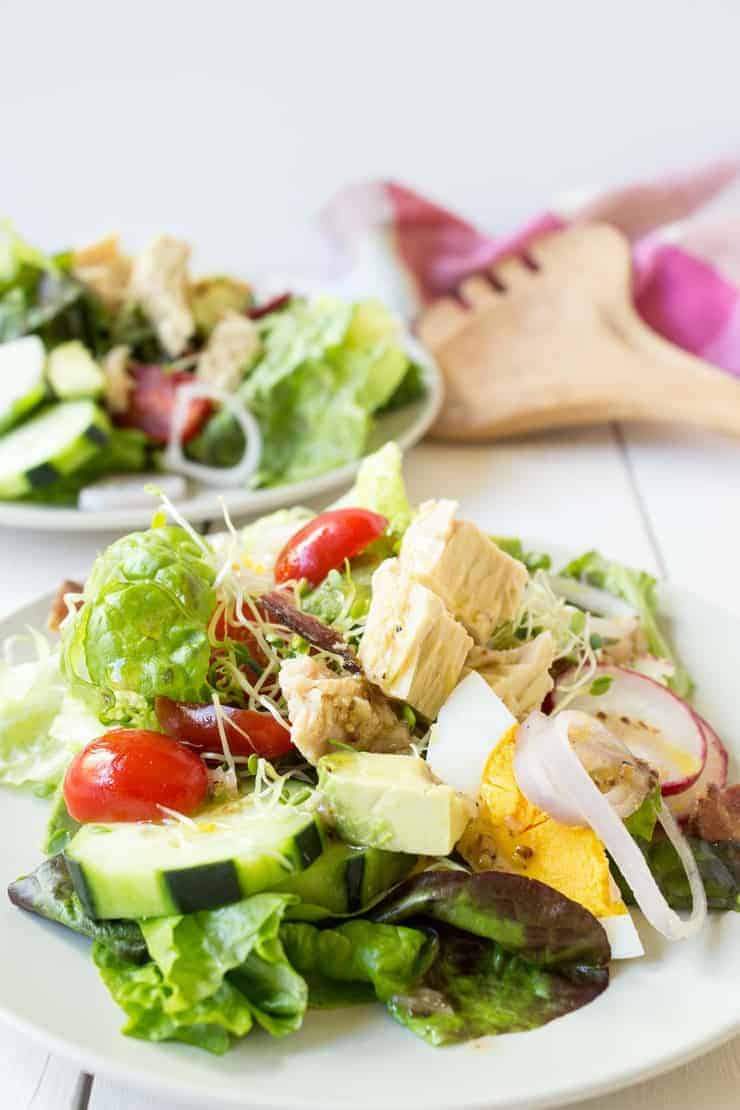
[280,919,432,1008]
[95,894,307,1053]
[238,298,412,488]
[493,536,552,573]
[238,506,314,576]
[93,943,253,1055]
[560,550,692,697]
[62,526,216,722]
[0,638,67,795]
[333,441,412,535]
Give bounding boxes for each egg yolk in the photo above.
[458,727,626,919]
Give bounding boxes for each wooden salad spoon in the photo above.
[417,222,740,440]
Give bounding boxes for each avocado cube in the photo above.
[318,751,474,856]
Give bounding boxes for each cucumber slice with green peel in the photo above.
[277,839,418,917]
[65,797,326,920]
[47,341,104,400]
[0,335,48,433]
[0,400,111,499]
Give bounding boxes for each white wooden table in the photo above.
[1,425,738,1110]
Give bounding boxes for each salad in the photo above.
[0,224,423,508]
[3,444,738,1054]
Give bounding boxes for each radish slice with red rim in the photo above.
[668,713,729,821]
[516,710,707,940]
[552,665,706,796]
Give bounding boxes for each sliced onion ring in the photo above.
[164,382,262,487]
[516,710,707,940]
[547,575,638,619]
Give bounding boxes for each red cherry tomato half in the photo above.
[155,697,294,760]
[117,364,212,445]
[274,508,388,586]
[63,729,209,823]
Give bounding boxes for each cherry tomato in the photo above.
[274,508,388,586]
[63,729,209,823]
[117,364,212,445]
[155,697,294,759]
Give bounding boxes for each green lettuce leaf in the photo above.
[302,563,374,633]
[333,441,412,535]
[237,506,314,575]
[377,361,426,413]
[371,869,610,1046]
[373,870,611,970]
[8,856,147,964]
[97,894,306,1053]
[62,526,215,721]
[140,895,302,1015]
[238,299,412,488]
[386,924,609,1046]
[624,785,661,842]
[0,639,68,795]
[613,836,739,912]
[280,919,433,1009]
[93,942,253,1055]
[559,550,691,697]
[0,223,114,352]
[43,784,81,855]
[493,536,552,573]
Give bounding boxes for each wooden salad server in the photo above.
[418,223,740,441]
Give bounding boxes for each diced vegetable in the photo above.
[276,840,417,916]
[0,400,111,498]
[46,340,104,399]
[0,335,47,432]
[65,795,325,919]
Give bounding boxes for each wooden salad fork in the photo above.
[418,223,740,441]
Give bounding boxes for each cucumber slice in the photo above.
[0,400,111,498]
[0,335,48,433]
[65,796,325,920]
[47,341,104,400]
[277,839,417,916]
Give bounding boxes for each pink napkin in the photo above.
[319,161,740,378]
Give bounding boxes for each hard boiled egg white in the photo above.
[429,673,644,960]
[427,671,517,797]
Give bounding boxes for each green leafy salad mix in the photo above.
[2,446,738,1055]
[0,223,425,507]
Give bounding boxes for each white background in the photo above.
[1,2,739,1108]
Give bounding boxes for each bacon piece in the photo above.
[691,784,740,842]
[47,579,84,633]
[260,590,361,674]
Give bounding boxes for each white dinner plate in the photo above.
[0,579,737,1110]
[0,337,443,532]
